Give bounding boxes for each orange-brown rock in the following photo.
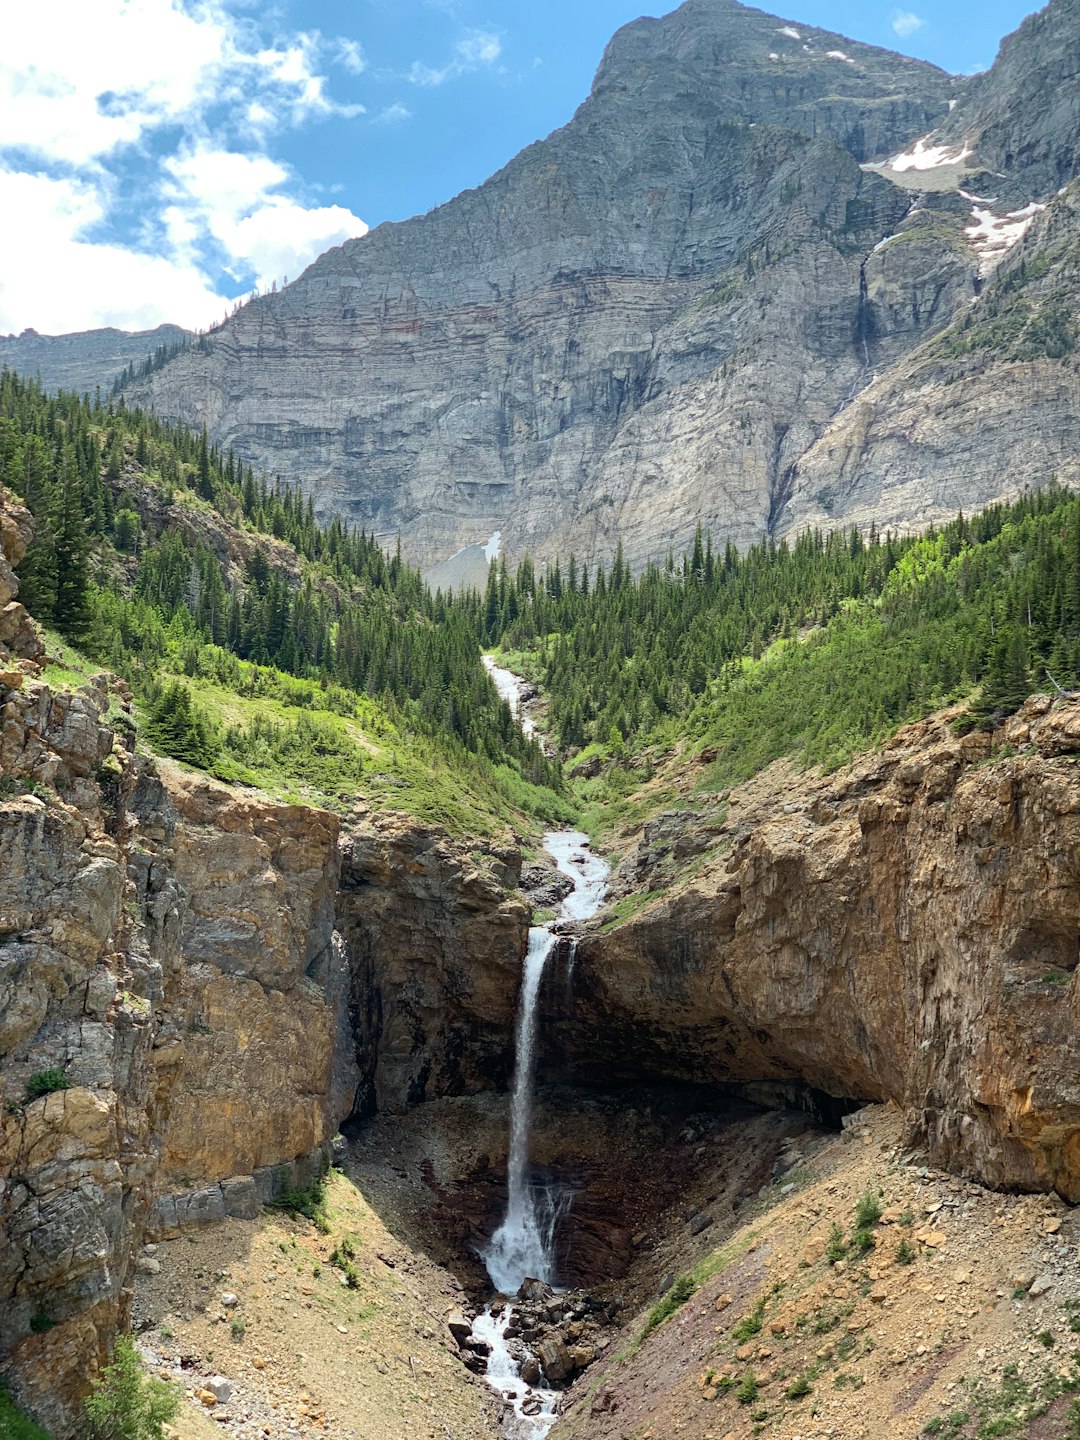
[563,697,1080,1199]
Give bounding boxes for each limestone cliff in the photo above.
[0,647,349,1430]
[124,0,1080,577]
[556,696,1080,1200]
[0,325,191,398]
[125,0,962,576]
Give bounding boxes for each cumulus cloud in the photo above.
[163,144,366,292]
[0,169,229,333]
[408,29,502,86]
[891,9,926,38]
[0,0,370,333]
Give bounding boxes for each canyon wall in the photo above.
[557,697,1080,1199]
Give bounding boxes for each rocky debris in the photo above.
[556,1105,1080,1440]
[569,695,1080,1200]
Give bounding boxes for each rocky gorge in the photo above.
[6,533,1080,1435]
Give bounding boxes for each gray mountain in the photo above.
[124,0,1078,575]
[0,324,192,397]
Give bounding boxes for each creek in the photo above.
[478,658,609,1438]
[477,829,609,1437]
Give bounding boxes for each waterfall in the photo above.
[484,926,559,1293]
[472,793,609,1432]
[482,830,609,1297]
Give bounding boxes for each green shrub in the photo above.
[269,1171,330,1231]
[850,1226,875,1256]
[896,1237,917,1265]
[29,1314,55,1334]
[24,1070,71,1101]
[736,1372,759,1405]
[83,1336,179,1440]
[229,1317,246,1340]
[785,1374,813,1400]
[854,1191,882,1229]
[732,1299,766,1342]
[639,1273,695,1340]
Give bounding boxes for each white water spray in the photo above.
[484,925,559,1294]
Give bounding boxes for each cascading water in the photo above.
[484,926,559,1294]
[476,823,609,1438]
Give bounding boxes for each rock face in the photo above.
[0,659,530,1434]
[0,487,45,679]
[338,825,528,1112]
[126,0,962,575]
[0,324,191,397]
[0,680,351,1434]
[144,766,352,1190]
[553,697,1080,1200]
[125,0,1080,576]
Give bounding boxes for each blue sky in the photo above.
[0,0,1039,335]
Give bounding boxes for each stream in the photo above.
[477,659,609,1437]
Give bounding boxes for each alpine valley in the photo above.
[3,3,1080,1440]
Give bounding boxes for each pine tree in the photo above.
[52,442,92,637]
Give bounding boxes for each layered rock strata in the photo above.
[558,696,1080,1199]
[126,0,968,576]
[125,0,1080,576]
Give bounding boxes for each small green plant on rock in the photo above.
[786,1373,813,1400]
[229,1317,246,1340]
[826,1222,847,1263]
[24,1070,71,1101]
[896,1237,918,1265]
[83,1335,179,1440]
[732,1298,766,1342]
[854,1191,883,1228]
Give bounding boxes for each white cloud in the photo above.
[0,169,229,334]
[335,37,367,75]
[163,143,367,291]
[373,102,413,126]
[408,29,502,86]
[891,9,926,38]
[0,0,372,332]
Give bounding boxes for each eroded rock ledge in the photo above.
[557,697,1080,1200]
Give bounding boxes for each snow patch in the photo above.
[483,530,502,564]
[948,99,958,111]
[776,25,801,39]
[959,188,997,205]
[887,136,973,172]
[965,202,1046,273]
[826,49,854,63]
[768,51,779,59]
[871,232,901,254]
